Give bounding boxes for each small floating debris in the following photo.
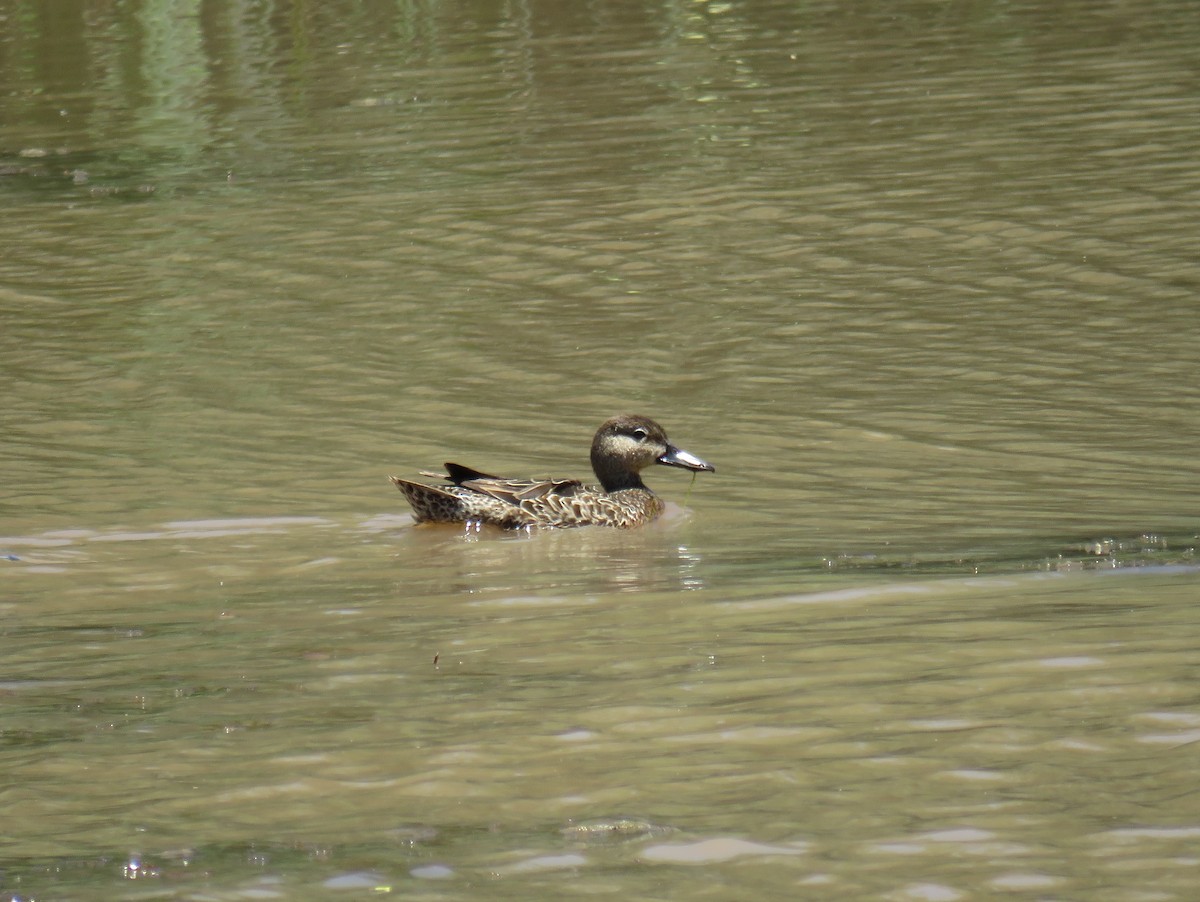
[562,817,674,842]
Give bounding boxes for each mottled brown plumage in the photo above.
[389,414,714,529]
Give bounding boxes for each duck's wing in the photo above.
[461,476,584,506]
[440,462,583,506]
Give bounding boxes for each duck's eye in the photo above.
[631,428,649,441]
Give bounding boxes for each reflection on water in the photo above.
[5,517,1195,605]
[398,511,712,595]
[3,0,1199,897]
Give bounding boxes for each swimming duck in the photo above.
[389,414,714,529]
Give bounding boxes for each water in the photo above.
[3,1,1199,898]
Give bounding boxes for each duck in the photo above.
[389,414,714,529]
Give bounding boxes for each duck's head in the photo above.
[590,414,715,492]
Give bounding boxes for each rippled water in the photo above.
[3,0,1199,898]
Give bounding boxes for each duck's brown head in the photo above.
[590,414,715,492]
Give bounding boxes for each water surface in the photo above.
[2,0,1198,898]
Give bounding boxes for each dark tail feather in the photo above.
[444,462,500,484]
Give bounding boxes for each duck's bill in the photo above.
[657,445,715,473]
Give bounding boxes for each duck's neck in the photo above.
[591,453,647,493]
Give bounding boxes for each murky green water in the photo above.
[3,1,1199,898]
